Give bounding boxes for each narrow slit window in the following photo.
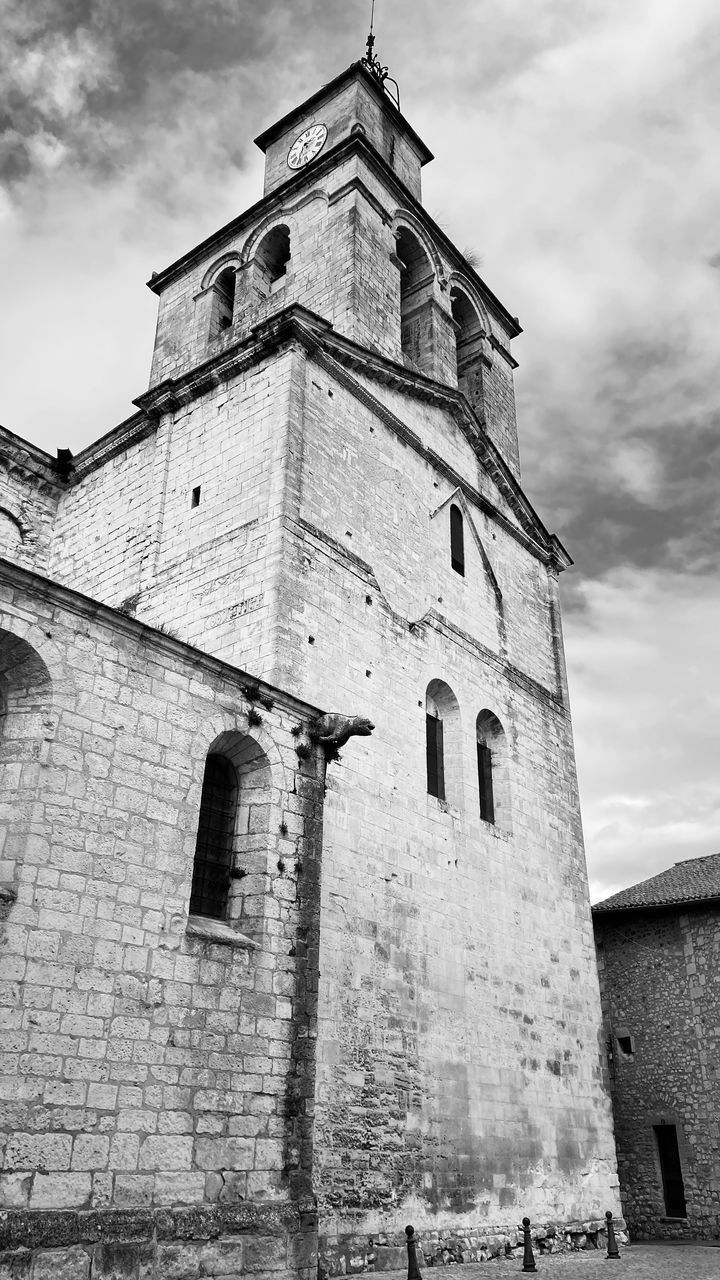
[477,741,494,823]
[654,1125,687,1218]
[450,504,465,576]
[191,485,201,508]
[426,712,445,800]
[190,754,238,920]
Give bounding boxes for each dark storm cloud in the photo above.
[0,0,353,194]
[535,414,720,587]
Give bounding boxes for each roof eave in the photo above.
[592,893,720,918]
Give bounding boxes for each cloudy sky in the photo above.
[2,0,719,901]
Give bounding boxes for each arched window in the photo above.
[0,511,22,558]
[0,630,54,919]
[450,504,465,576]
[396,227,434,374]
[254,224,291,294]
[450,287,485,414]
[190,753,238,919]
[210,268,237,339]
[476,710,509,829]
[425,679,461,805]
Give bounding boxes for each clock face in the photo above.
[287,124,328,170]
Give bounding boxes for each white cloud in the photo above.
[564,566,720,901]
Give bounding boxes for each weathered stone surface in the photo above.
[89,1241,144,1278]
[30,1245,90,1279]
[0,1180,31,1212]
[0,1251,31,1280]
[374,1246,405,1270]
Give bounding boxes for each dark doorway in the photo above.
[654,1124,687,1217]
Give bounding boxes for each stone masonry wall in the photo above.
[43,356,293,668]
[261,348,619,1245]
[594,908,720,1240]
[0,561,326,1279]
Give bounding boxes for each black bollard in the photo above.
[605,1210,620,1259]
[405,1224,423,1280]
[521,1217,537,1273]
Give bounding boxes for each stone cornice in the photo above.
[133,307,333,420]
[308,326,567,566]
[0,557,323,724]
[0,426,61,495]
[69,303,570,570]
[71,411,155,480]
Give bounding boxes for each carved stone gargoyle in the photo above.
[309,713,375,758]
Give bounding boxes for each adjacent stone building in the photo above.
[593,853,720,1241]
[1,53,620,1278]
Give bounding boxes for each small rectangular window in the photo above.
[426,713,445,800]
[477,742,495,823]
[617,1034,634,1057]
[654,1125,687,1218]
[191,486,201,508]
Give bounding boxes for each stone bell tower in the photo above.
[37,46,619,1267]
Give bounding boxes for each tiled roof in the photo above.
[592,852,720,913]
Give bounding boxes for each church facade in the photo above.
[0,59,619,1278]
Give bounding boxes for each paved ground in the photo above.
[380,1244,720,1280]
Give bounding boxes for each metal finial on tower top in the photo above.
[362,0,400,108]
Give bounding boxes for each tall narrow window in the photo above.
[426,712,445,800]
[396,227,434,375]
[476,709,509,830]
[425,680,460,805]
[654,1125,687,1218]
[450,504,465,576]
[477,741,494,823]
[451,287,485,414]
[190,753,238,919]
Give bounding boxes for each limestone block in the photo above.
[0,1250,32,1279]
[153,1171,206,1205]
[113,1175,154,1208]
[71,1135,110,1171]
[90,1241,148,1278]
[137,1136,193,1171]
[242,1237,288,1272]
[0,1171,32,1208]
[30,1247,90,1279]
[193,1136,255,1171]
[29,1172,92,1209]
[5,1133,72,1171]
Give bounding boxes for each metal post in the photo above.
[605,1210,620,1259]
[521,1217,537,1273]
[405,1224,423,1280]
